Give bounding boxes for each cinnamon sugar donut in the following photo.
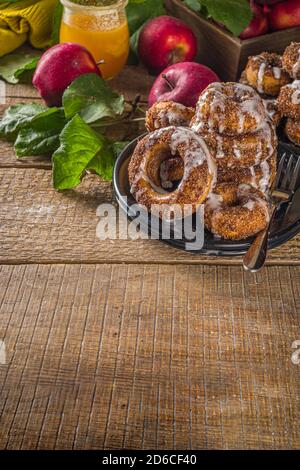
[198,122,276,169]
[278,81,300,119]
[282,42,300,79]
[218,152,276,192]
[191,82,268,136]
[285,118,300,146]
[159,152,276,193]
[204,183,270,240]
[128,126,216,217]
[240,72,282,126]
[145,101,194,132]
[244,52,290,96]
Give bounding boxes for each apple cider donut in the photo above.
[285,118,300,146]
[204,183,270,240]
[191,82,267,136]
[244,52,290,96]
[145,101,194,132]
[217,152,277,193]
[199,122,276,169]
[277,81,300,119]
[128,126,216,216]
[282,42,300,79]
[159,152,276,193]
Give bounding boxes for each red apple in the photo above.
[33,43,101,107]
[138,16,197,74]
[148,62,220,108]
[239,1,269,39]
[269,0,300,30]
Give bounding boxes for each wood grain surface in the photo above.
[0,167,300,265]
[0,68,299,450]
[0,264,299,450]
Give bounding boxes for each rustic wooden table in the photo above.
[0,66,299,450]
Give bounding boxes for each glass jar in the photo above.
[59,0,129,79]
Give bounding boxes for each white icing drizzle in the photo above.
[249,166,257,188]
[258,160,271,193]
[168,127,217,189]
[131,126,217,197]
[243,200,255,211]
[153,103,191,129]
[292,48,300,78]
[257,62,266,93]
[206,192,223,210]
[273,67,281,80]
[192,82,266,135]
[289,80,300,104]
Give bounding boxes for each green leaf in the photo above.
[14,108,67,157]
[200,0,252,36]
[0,51,40,84]
[62,73,125,124]
[126,0,165,35]
[51,1,63,45]
[0,103,46,140]
[53,114,119,189]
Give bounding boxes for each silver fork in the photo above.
[243,153,300,272]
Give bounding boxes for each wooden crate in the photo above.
[165,0,300,81]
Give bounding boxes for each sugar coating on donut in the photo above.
[245,52,290,96]
[204,183,270,240]
[285,118,300,146]
[191,82,268,136]
[278,80,300,118]
[197,122,276,169]
[282,42,300,79]
[128,126,217,217]
[145,101,195,132]
[217,153,276,193]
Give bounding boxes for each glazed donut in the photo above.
[217,152,276,193]
[285,118,300,146]
[198,122,276,169]
[239,71,282,126]
[277,81,300,119]
[262,98,281,127]
[191,82,268,136]
[128,126,216,217]
[204,183,270,240]
[282,42,300,79]
[145,101,194,132]
[244,52,290,96]
[159,152,276,193]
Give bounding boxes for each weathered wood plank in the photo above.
[0,264,299,450]
[0,167,299,265]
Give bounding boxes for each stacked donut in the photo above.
[241,51,290,127]
[129,82,277,240]
[278,43,300,146]
[241,42,300,146]
[190,82,276,240]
